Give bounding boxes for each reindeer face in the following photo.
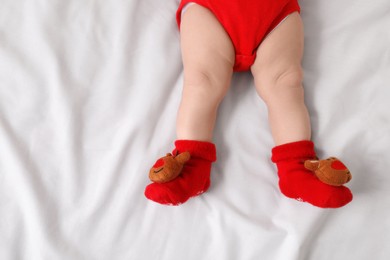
[304,157,352,186]
[149,152,190,183]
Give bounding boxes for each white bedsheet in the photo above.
[1,0,389,259]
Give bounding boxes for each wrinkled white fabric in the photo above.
[1,0,389,259]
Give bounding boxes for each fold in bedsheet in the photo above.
[1,0,389,259]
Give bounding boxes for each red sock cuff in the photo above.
[174,140,217,162]
[271,140,316,163]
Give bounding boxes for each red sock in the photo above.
[272,140,353,208]
[145,140,216,205]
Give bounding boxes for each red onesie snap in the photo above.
[176,0,300,72]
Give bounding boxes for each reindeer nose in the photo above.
[331,160,347,170]
[153,158,164,168]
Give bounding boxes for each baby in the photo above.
[145,0,353,208]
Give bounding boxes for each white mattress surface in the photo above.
[1,0,390,259]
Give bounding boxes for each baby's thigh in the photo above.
[251,12,304,81]
[180,4,234,86]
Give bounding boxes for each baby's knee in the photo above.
[183,69,230,103]
[254,65,304,104]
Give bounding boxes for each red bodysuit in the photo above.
[176,0,300,72]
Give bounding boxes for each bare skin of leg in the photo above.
[176,4,235,142]
[251,12,311,145]
[178,7,309,145]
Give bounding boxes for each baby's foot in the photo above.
[272,141,353,208]
[145,140,216,205]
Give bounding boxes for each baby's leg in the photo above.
[145,4,235,205]
[251,12,309,146]
[251,13,352,208]
[177,4,235,142]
